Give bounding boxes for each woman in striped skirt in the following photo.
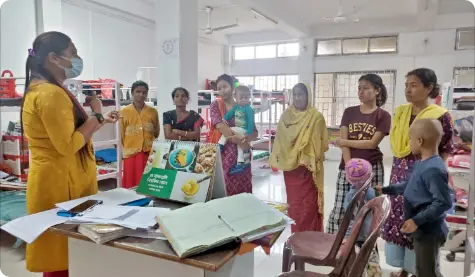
[326,74,392,277]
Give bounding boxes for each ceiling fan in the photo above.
[199,6,239,35]
[322,0,362,23]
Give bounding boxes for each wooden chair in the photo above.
[282,173,374,272]
[277,196,391,277]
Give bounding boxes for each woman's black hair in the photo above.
[131,80,149,93]
[171,87,190,99]
[406,68,440,99]
[21,31,91,170]
[359,74,388,107]
[216,74,234,88]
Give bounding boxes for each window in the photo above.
[454,67,475,87]
[236,76,255,87]
[456,28,475,50]
[342,38,368,54]
[314,71,396,126]
[317,40,342,55]
[254,76,277,91]
[233,42,300,60]
[277,75,299,90]
[316,36,397,56]
[255,45,277,59]
[234,75,298,125]
[277,42,299,57]
[370,36,398,52]
[234,46,255,60]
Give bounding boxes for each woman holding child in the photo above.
[270,83,329,232]
[383,68,454,277]
[208,74,258,195]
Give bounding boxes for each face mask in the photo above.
[59,57,83,79]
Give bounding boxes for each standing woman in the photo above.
[327,74,391,277]
[121,80,159,189]
[163,87,204,141]
[208,74,258,195]
[383,68,454,277]
[269,83,329,232]
[21,32,118,277]
[327,74,391,233]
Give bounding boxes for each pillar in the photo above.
[155,0,199,133]
[35,0,63,33]
[297,38,315,98]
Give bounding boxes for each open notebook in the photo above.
[157,193,287,258]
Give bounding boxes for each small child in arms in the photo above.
[377,118,452,277]
[218,85,255,172]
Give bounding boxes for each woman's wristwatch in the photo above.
[92,112,105,124]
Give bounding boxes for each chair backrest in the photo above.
[327,172,374,260]
[331,196,391,277]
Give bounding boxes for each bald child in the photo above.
[379,118,451,277]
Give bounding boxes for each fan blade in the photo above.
[213,4,236,9]
[213,24,238,32]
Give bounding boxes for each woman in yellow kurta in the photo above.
[21,32,118,277]
[269,83,328,233]
[120,80,159,189]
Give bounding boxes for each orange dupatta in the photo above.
[207,99,226,143]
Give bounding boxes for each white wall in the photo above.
[197,41,224,89]
[0,0,37,78]
[61,2,155,87]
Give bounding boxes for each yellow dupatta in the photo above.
[390,103,448,158]
[269,84,329,215]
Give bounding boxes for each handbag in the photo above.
[0,70,20,98]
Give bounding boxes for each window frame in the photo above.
[276,42,300,58]
[255,44,278,59]
[313,70,397,127]
[233,41,300,61]
[455,28,475,50]
[233,45,256,60]
[234,74,299,124]
[315,35,398,57]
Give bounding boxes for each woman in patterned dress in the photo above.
[208,74,258,195]
[383,68,454,277]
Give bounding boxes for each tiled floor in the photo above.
[0,159,468,277]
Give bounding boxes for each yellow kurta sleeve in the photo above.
[37,87,85,156]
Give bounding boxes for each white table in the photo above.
[52,225,254,277]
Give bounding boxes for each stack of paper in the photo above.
[157,193,289,258]
[1,189,167,244]
[78,224,135,244]
[71,206,170,229]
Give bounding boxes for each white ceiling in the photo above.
[144,0,474,42]
[197,0,277,35]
